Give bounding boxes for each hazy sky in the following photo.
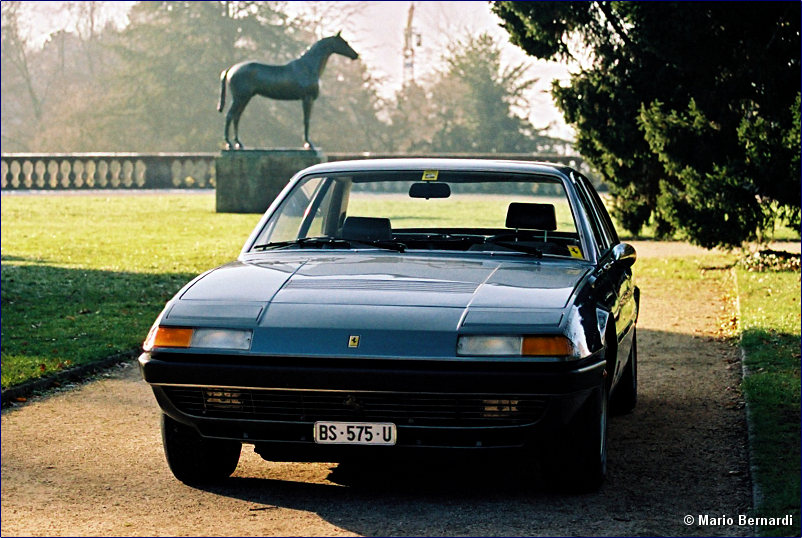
[21,1,574,138]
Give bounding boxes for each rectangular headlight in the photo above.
[143,327,252,351]
[457,335,573,357]
[457,336,522,356]
[191,328,252,350]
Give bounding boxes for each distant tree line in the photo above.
[492,1,801,248]
[1,1,566,155]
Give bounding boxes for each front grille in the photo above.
[163,387,547,427]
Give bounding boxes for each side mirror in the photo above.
[612,243,637,267]
[409,182,451,199]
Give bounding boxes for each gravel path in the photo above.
[1,243,751,536]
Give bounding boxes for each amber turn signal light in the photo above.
[147,327,193,349]
[522,335,573,357]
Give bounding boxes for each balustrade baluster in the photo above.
[47,160,59,189]
[122,160,134,188]
[97,160,108,188]
[209,161,216,187]
[195,160,208,188]
[73,161,85,188]
[10,161,21,188]
[60,160,72,188]
[135,160,147,187]
[109,160,122,188]
[23,161,34,188]
[170,160,183,187]
[85,160,96,188]
[182,159,195,187]
[34,160,46,188]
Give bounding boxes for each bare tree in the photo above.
[65,1,105,74]
[2,1,43,121]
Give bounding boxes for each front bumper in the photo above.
[139,351,605,458]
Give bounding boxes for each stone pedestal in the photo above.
[215,149,323,213]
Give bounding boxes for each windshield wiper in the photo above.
[252,237,406,253]
[252,237,346,251]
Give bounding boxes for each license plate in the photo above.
[313,421,396,446]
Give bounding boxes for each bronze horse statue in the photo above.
[218,33,359,150]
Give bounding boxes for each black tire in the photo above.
[542,382,608,493]
[161,414,241,485]
[610,329,637,415]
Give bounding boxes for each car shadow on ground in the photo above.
[198,462,559,536]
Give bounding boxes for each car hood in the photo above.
[166,253,590,358]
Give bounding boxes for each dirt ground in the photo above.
[1,242,753,536]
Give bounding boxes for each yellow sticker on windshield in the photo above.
[421,170,439,181]
[567,245,583,258]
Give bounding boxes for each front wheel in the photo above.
[610,329,637,415]
[541,382,608,493]
[161,414,241,485]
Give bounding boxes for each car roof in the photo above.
[298,158,574,177]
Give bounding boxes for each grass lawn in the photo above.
[1,194,259,388]
[737,268,801,536]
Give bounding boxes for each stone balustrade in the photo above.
[0,153,218,190]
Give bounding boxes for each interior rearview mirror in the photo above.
[409,182,451,199]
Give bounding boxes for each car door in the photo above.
[580,176,638,340]
[573,175,636,384]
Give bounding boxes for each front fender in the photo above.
[564,303,608,360]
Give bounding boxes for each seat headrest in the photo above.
[341,216,392,241]
[505,202,557,231]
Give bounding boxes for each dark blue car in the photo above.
[139,158,638,491]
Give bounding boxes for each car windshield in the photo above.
[250,170,586,259]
